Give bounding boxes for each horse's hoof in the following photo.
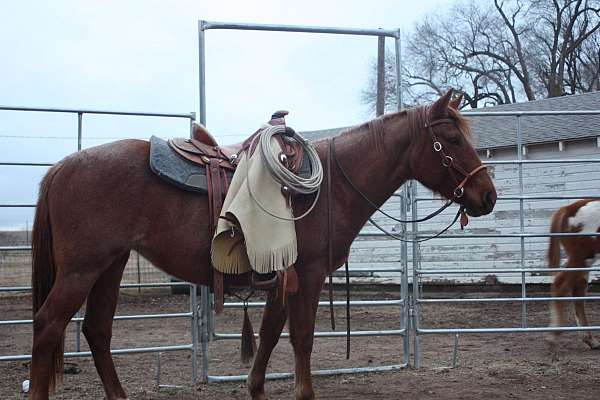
[248,385,268,400]
[548,342,560,362]
[583,337,600,350]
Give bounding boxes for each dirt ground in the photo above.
[1,287,599,400]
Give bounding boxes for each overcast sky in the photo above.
[0,0,447,229]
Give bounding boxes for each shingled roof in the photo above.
[301,91,600,149]
[465,91,600,149]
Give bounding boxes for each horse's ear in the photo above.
[449,93,463,110]
[431,89,453,118]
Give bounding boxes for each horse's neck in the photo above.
[327,113,414,245]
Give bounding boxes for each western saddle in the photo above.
[169,110,294,171]
[167,111,298,312]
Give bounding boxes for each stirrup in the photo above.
[250,271,280,291]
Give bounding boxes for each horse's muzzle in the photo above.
[466,190,496,217]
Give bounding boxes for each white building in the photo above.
[302,92,600,285]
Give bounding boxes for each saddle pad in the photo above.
[149,135,233,193]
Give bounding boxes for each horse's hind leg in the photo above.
[548,271,572,351]
[82,252,130,400]
[247,291,288,400]
[30,272,99,400]
[573,275,600,349]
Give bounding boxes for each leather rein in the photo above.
[325,116,487,359]
[329,117,487,243]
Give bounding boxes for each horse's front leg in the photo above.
[287,269,325,400]
[247,290,288,400]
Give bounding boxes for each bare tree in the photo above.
[567,30,600,91]
[360,51,399,114]
[529,0,600,97]
[362,0,600,113]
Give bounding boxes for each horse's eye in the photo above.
[448,136,461,145]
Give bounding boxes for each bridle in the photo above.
[426,118,487,202]
[325,115,489,353]
[329,116,488,242]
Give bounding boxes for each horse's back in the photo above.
[550,199,600,267]
[45,139,212,276]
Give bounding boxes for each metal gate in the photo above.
[197,20,410,382]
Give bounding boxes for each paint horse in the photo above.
[547,199,600,349]
[28,90,496,400]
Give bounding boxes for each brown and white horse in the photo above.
[28,90,496,400]
[547,199,600,349]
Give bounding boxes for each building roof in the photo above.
[466,91,600,149]
[301,91,600,149]
[300,126,347,142]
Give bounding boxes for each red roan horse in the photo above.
[29,90,496,400]
[547,199,600,350]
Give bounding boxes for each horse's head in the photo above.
[408,89,496,217]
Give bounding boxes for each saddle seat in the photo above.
[192,123,246,162]
[169,123,246,170]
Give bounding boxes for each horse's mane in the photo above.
[314,103,472,148]
[404,104,473,141]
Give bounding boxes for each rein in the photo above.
[330,117,487,243]
[331,138,455,224]
[324,116,487,359]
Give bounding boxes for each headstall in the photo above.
[425,118,487,202]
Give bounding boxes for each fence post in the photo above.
[200,285,210,383]
[411,182,421,368]
[516,115,528,328]
[191,284,199,386]
[75,111,83,353]
[376,36,385,116]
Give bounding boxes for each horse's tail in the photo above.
[547,206,568,270]
[31,164,63,391]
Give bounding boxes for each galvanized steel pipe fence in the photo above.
[197,20,410,383]
[0,105,200,387]
[409,109,600,368]
[2,20,598,390]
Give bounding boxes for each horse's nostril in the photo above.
[484,191,496,209]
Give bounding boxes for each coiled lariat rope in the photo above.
[260,125,323,194]
[246,124,324,221]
